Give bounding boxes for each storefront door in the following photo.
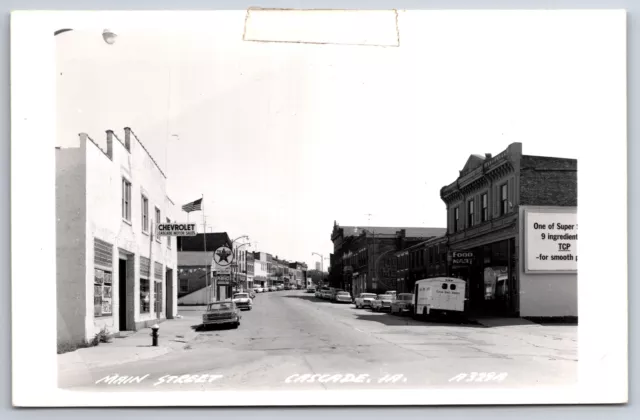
[480,240,514,316]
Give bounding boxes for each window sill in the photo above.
[122,218,132,226]
[142,230,149,236]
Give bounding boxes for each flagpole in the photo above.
[202,194,209,304]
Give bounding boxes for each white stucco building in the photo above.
[56,127,178,347]
[253,252,269,288]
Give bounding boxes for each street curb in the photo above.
[58,346,171,375]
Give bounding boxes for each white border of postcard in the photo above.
[10,10,628,406]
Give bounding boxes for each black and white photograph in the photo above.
[10,8,627,407]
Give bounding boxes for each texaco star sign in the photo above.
[214,246,234,267]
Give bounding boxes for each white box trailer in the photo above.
[414,277,466,317]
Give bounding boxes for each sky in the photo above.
[55,10,590,269]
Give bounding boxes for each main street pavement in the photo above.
[58,289,577,392]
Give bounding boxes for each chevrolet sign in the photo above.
[156,223,197,236]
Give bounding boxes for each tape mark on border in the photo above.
[243,8,400,47]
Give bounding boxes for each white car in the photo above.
[371,294,395,312]
[254,287,264,293]
[354,293,377,309]
[232,292,253,311]
[334,291,352,304]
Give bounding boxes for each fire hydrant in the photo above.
[151,324,160,347]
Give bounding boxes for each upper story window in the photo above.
[500,184,508,215]
[166,217,171,248]
[155,207,161,242]
[468,199,475,227]
[481,193,488,222]
[141,195,149,233]
[453,207,460,232]
[122,178,131,222]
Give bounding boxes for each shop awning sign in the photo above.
[156,223,197,236]
[214,274,231,286]
[451,251,475,267]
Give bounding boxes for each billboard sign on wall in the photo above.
[524,210,577,273]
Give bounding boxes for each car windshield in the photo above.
[337,292,349,296]
[208,302,232,311]
[378,295,392,300]
[399,294,413,301]
[234,293,248,299]
[361,294,376,298]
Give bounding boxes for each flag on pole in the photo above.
[182,198,203,213]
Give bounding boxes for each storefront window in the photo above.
[454,207,460,232]
[154,281,163,313]
[140,278,150,313]
[481,193,488,221]
[94,268,113,317]
[483,266,508,300]
[500,184,508,215]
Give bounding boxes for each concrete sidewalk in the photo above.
[58,312,202,375]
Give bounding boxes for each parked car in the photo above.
[202,300,241,329]
[390,293,414,315]
[320,288,332,299]
[254,287,264,293]
[371,294,395,312]
[334,291,352,303]
[277,285,284,291]
[354,293,377,309]
[329,289,344,301]
[307,285,316,293]
[232,292,253,310]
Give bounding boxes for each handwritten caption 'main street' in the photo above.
[95,373,224,386]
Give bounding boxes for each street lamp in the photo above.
[235,242,252,291]
[374,249,395,292]
[231,235,249,293]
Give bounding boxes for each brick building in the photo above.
[329,222,446,296]
[395,235,448,293]
[288,262,308,288]
[440,142,577,318]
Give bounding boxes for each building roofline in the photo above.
[126,127,167,179]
